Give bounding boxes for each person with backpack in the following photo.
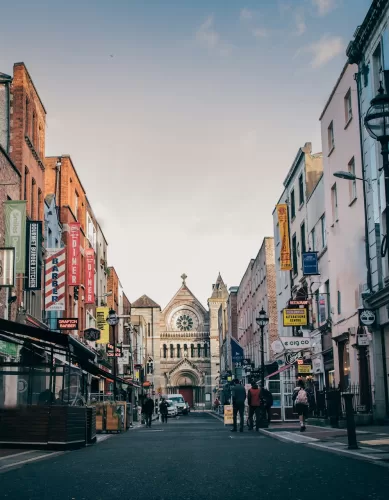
[292,379,309,432]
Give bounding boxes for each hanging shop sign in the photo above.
[84,327,101,341]
[357,333,369,346]
[298,364,312,374]
[96,306,109,344]
[288,300,310,307]
[276,204,292,271]
[68,222,81,285]
[84,248,95,304]
[57,318,79,330]
[25,221,42,290]
[358,309,376,327]
[285,351,303,365]
[302,252,319,276]
[4,200,26,274]
[107,343,123,357]
[231,338,244,364]
[0,247,15,287]
[44,248,66,311]
[283,308,308,326]
[281,337,312,350]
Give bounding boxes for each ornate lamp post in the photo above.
[256,307,269,388]
[107,309,119,400]
[364,83,389,266]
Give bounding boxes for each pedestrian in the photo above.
[261,386,273,424]
[230,379,246,433]
[159,398,168,423]
[142,395,154,427]
[292,379,309,432]
[247,382,262,431]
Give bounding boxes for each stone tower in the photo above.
[208,273,229,398]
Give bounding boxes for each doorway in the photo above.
[178,387,193,408]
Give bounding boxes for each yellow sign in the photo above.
[224,405,233,425]
[283,308,308,326]
[298,365,311,374]
[276,204,292,271]
[96,306,110,344]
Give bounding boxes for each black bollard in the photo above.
[342,393,359,450]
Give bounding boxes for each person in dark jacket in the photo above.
[142,395,154,427]
[159,398,168,423]
[231,379,246,432]
[261,386,274,423]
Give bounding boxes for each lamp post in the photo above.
[106,308,119,400]
[256,307,269,388]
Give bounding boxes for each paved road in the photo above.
[2,412,389,500]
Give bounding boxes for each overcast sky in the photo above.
[0,0,371,309]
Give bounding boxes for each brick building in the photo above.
[45,154,87,335]
[8,63,47,325]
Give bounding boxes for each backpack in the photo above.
[295,388,308,405]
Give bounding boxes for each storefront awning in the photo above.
[265,363,293,379]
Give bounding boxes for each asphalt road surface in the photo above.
[2,412,389,500]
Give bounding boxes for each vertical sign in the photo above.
[68,222,81,285]
[45,248,66,311]
[0,248,15,286]
[84,248,95,304]
[4,200,26,274]
[276,204,292,271]
[96,306,109,344]
[25,221,42,290]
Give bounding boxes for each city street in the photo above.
[1,412,389,500]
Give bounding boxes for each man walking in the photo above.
[248,382,262,431]
[261,386,273,424]
[231,379,246,433]
[142,395,154,428]
[159,398,168,423]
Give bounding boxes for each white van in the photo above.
[162,394,187,414]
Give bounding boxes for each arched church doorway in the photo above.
[170,371,203,408]
[177,375,194,408]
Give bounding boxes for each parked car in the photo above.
[184,401,190,414]
[166,399,178,417]
[165,394,186,414]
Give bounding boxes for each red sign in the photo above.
[57,318,79,330]
[68,222,81,285]
[85,248,95,304]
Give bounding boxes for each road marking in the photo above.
[0,451,35,462]
[0,451,64,472]
[259,429,319,443]
[96,435,113,443]
[360,439,389,445]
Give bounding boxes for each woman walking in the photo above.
[292,379,309,432]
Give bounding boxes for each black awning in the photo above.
[0,318,96,363]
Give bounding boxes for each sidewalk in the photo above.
[260,422,389,466]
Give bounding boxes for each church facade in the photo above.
[131,274,228,410]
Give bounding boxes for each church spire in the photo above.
[211,272,228,299]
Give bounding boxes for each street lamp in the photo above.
[364,82,389,264]
[255,307,269,388]
[107,309,119,400]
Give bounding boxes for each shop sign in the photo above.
[276,204,292,270]
[298,364,312,374]
[4,200,26,274]
[224,405,233,425]
[96,307,109,344]
[0,340,18,357]
[359,309,376,327]
[57,318,79,330]
[84,248,95,304]
[107,343,123,357]
[45,248,66,311]
[84,327,101,341]
[25,221,42,290]
[281,337,311,350]
[302,252,319,276]
[68,222,81,285]
[358,334,369,346]
[283,308,308,326]
[0,248,15,287]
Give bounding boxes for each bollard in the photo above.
[342,393,359,450]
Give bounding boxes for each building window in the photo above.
[348,157,357,201]
[24,167,29,201]
[163,345,167,358]
[292,233,297,275]
[170,344,174,358]
[291,190,296,219]
[298,174,304,206]
[191,344,194,357]
[32,112,36,145]
[31,178,36,218]
[25,97,30,135]
[325,281,330,319]
[331,184,338,223]
[311,227,315,251]
[38,188,42,220]
[177,344,181,358]
[204,343,208,358]
[337,290,341,315]
[300,222,306,255]
[148,323,150,337]
[328,121,335,151]
[344,89,352,123]
[197,343,201,357]
[74,192,79,219]
[321,214,326,248]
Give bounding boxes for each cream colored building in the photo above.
[131,274,227,409]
